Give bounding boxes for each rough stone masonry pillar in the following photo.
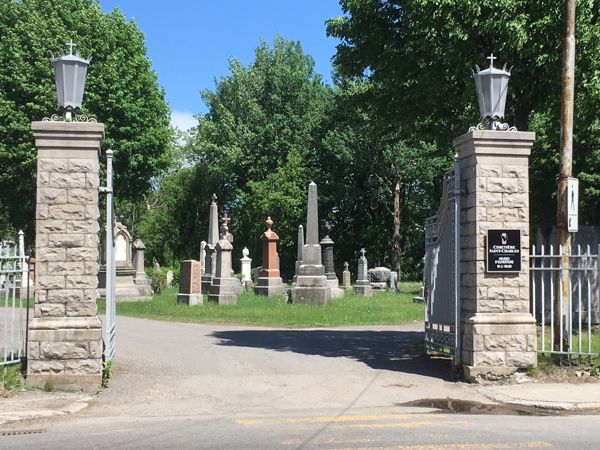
[27,121,104,393]
[454,130,537,380]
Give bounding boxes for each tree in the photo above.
[0,0,172,241]
[326,1,600,229]
[320,80,449,279]
[187,36,332,278]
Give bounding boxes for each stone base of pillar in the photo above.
[256,277,286,296]
[26,317,103,394]
[98,268,151,301]
[292,278,331,305]
[177,293,204,306]
[201,275,213,295]
[327,278,344,299]
[461,312,537,381]
[353,280,372,297]
[208,277,237,304]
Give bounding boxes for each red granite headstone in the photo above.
[179,260,202,294]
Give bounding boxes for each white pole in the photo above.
[104,149,114,358]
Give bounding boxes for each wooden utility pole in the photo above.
[555,0,576,355]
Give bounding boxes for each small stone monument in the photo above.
[369,267,390,291]
[166,270,173,287]
[201,194,219,294]
[254,266,262,284]
[256,217,286,296]
[353,249,372,297]
[132,239,152,297]
[291,183,331,305]
[177,260,203,305]
[240,247,252,281]
[320,222,344,299]
[221,213,236,278]
[153,262,160,272]
[199,241,206,275]
[342,262,351,289]
[99,223,150,301]
[388,271,398,291]
[292,225,304,288]
[208,223,237,304]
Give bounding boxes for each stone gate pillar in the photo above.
[455,130,537,380]
[27,121,104,393]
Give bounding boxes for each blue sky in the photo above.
[100,0,345,131]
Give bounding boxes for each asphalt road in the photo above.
[1,315,599,449]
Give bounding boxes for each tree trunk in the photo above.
[392,180,402,280]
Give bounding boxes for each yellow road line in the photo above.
[336,421,469,429]
[328,442,552,450]
[236,414,445,425]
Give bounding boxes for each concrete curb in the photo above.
[484,391,600,413]
[0,399,91,426]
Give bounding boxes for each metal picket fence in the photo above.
[0,231,31,368]
[530,244,600,358]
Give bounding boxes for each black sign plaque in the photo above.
[486,229,521,273]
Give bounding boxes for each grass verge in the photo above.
[98,282,423,327]
[0,362,25,393]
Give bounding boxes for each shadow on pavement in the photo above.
[211,329,453,379]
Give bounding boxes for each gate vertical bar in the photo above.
[454,161,461,365]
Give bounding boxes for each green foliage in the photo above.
[102,359,112,388]
[186,35,332,277]
[43,375,54,392]
[326,0,600,229]
[102,284,424,327]
[0,363,24,393]
[0,0,173,240]
[151,270,167,295]
[169,265,180,288]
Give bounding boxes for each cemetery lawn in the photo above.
[97,282,424,327]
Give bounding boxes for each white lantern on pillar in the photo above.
[51,40,92,121]
[470,54,515,131]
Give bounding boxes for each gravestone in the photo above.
[153,262,160,272]
[369,267,391,291]
[177,260,203,305]
[166,270,173,287]
[320,222,344,299]
[388,271,398,292]
[292,225,304,288]
[199,241,206,275]
[254,266,262,284]
[353,249,372,297]
[201,194,219,294]
[221,213,236,278]
[132,239,152,297]
[256,217,286,296]
[240,247,252,281]
[342,262,351,289]
[98,223,150,301]
[208,223,237,304]
[291,183,331,305]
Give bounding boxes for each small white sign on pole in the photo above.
[567,177,579,232]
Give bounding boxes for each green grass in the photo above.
[0,362,25,393]
[98,282,424,327]
[536,325,600,355]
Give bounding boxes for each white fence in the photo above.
[530,244,600,357]
[0,232,30,367]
